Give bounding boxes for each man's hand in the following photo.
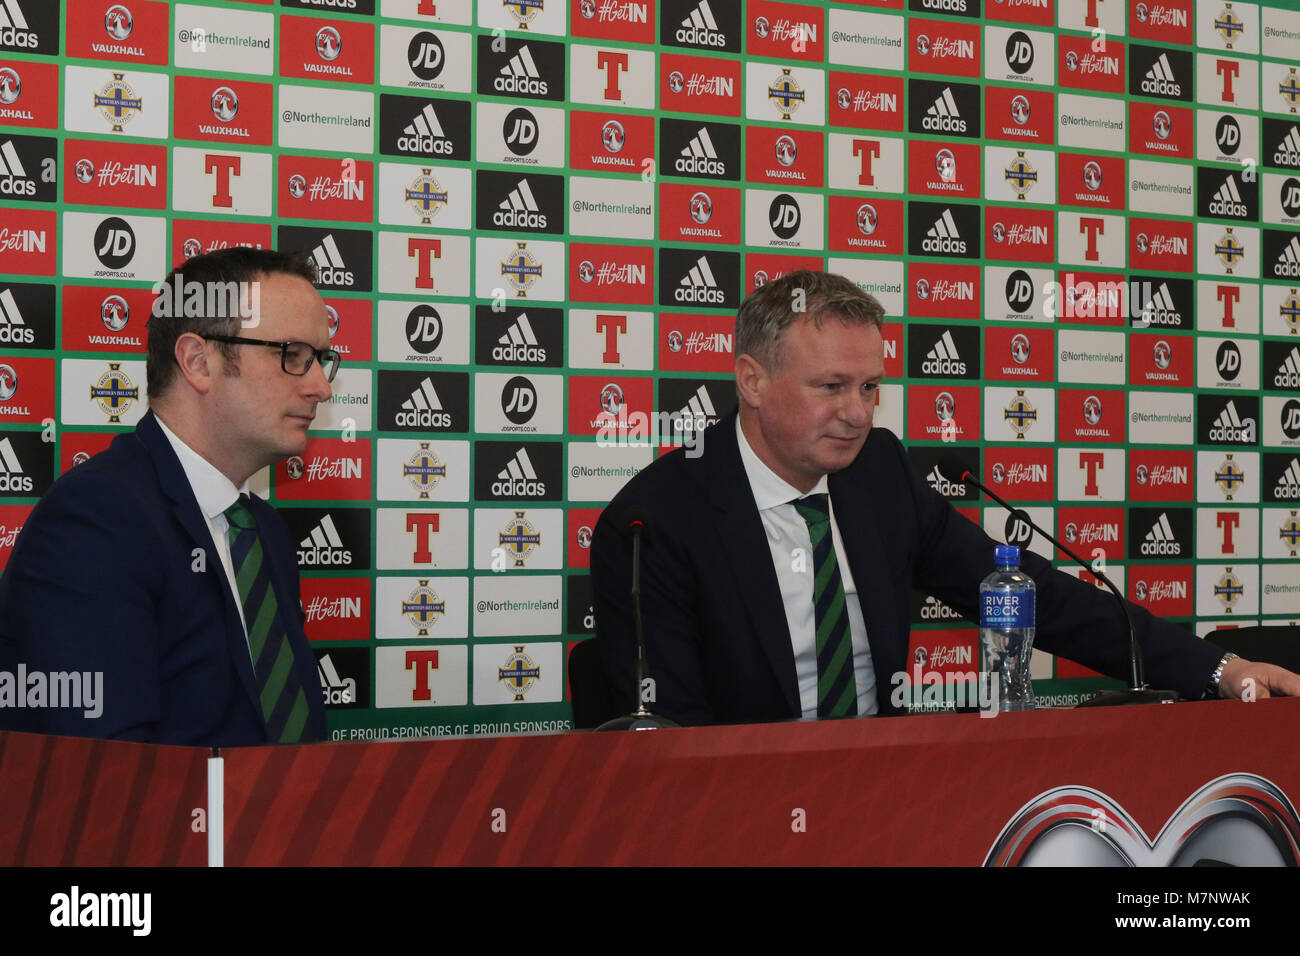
[1219,656,1300,700]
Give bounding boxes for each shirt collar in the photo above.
[735,417,828,512]
[154,415,249,521]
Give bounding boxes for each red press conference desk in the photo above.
[3,699,1299,866]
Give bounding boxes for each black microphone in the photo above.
[597,506,679,731]
[939,455,1180,707]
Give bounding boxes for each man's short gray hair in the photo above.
[735,270,885,370]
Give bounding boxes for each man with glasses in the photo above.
[0,249,339,746]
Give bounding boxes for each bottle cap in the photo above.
[995,545,1020,566]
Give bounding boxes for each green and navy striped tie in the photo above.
[224,495,314,743]
[793,494,858,718]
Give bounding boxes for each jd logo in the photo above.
[405,305,443,354]
[1216,115,1240,153]
[94,217,136,270]
[408,32,445,80]
[1006,270,1034,312]
[769,194,800,240]
[1006,32,1033,73]
[504,107,538,156]
[502,375,537,424]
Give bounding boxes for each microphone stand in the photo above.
[960,468,1180,707]
[597,516,681,731]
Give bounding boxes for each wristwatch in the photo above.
[1205,652,1240,699]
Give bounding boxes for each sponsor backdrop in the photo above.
[0,0,1297,736]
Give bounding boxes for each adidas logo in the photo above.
[926,464,965,498]
[495,45,548,96]
[396,377,452,429]
[493,178,547,230]
[0,0,29,28]
[676,126,726,176]
[1275,346,1300,389]
[0,437,32,493]
[0,287,33,345]
[0,140,34,197]
[1275,458,1300,499]
[1209,176,1248,218]
[1141,282,1181,326]
[397,103,452,155]
[1275,235,1300,279]
[675,255,725,304]
[0,0,37,50]
[1140,512,1181,555]
[923,209,967,254]
[675,385,718,432]
[921,330,967,375]
[492,446,545,497]
[1141,52,1182,97]
[493,312,546,363]
[1274,126,1300,167]
[297,514,352,566]
[317,653,357,705]
[923,88,967,133]
[310,234,353,286]
[1209,400,1257,443]
[676,0,727,48]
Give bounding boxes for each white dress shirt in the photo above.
[735,419,878,717]
[155,416,252,650]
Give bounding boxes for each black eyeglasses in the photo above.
[201,334,340,383]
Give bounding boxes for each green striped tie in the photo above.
[793,494,858,718]
[224,495,314,743]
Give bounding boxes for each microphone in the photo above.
[939,455,1180,707]
[597,506,680,731]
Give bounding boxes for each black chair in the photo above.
[1207,625,1300,673]
[568,638,621,729]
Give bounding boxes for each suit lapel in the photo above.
[704,415,801,717]
[136,412,264,721]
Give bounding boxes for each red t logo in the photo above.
[408,238,442,290]
[406,513,440,564]
[597,51,629,101]
[405,650,439,701]
[205,155,240,208]
[852,139,881,187]
[595,313,627,364]
[1080,452,1104,497]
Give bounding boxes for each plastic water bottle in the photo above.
[979,545,1037,713]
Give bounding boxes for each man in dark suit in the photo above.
[591,271,1300,725]
[0,249,338,746]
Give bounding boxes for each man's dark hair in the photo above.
[736,270,885,371]
[146,247,317,399]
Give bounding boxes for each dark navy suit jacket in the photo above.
[591,413,1224,726]
[0,411,327,746]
